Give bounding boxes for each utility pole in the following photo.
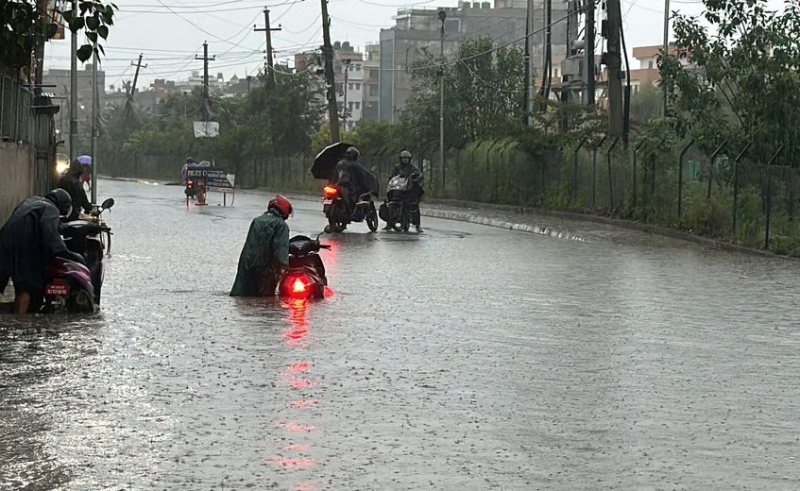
[254,8,281,89]
[341,59,350,129]
[523,0,532,125]
[34,0,50,87]
[320,0,340,142]
[195,42,215,120]
[585,0,596,106]
[663,0,670,116]
[438,10,446,178]
[90,41,98,203]
[69,0,78,161]
[606,0,623,137]
[125,54,146,119]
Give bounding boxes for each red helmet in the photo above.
[269,195,293,219]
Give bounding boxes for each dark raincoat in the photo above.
[329,159,379,215]
[230,209,290,297]
[57,171,92,221]
[0,197,68,294]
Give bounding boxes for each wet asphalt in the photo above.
[1,179,799,491]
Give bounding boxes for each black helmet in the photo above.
[345,146,360,160]
[45,188,73,217]
[186,156,195,163]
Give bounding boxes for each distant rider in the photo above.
[383,150,424,233]
[56,160,93,221]
[230,196,293,297]
[0,189,85,314]
[328,146,362,219]
[181,156,199,183]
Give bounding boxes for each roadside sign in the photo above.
[193,121,219,138]
[206,169,235,193]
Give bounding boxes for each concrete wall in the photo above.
[0,142,34,224]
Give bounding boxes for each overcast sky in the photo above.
[43,0,785,91]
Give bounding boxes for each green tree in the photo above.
[660,0,800,160]
[1,0,118,67]
[402,38,526,149]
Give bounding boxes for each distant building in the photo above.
[43,64,105,146]
[379,0,572,122]
[362,43,381,121]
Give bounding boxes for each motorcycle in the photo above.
[42,198,114,313]
[185,178,197,200]
[322,184,379,233]
[380,175,422,232]
[278,235,330,299]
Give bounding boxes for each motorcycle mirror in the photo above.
[101,198,115,210]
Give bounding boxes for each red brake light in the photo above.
[292,278,307,294]
[323,185,338,197]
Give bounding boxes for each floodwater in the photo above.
[1,179,799,490]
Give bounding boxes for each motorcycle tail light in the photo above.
[323,185,338,197]
[287,274,311,298]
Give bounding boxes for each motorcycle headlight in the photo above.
[55,161,69,175]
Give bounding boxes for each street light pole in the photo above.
[91,42,98,203]
[663,0,670,117]
[438,10,446,186]
[69,0,78,161]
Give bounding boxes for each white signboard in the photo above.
[193,121,219,138]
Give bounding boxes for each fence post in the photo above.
[606,137,620,211]
[591,136,607,209]
[573,138,588,205]
[706,140,728,200]
[632,140,646,216]
[677,139,696,222]
[731,141,752,236]
[764,145,784,250]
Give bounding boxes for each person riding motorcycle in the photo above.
[328,146,362,220]
[182,157,199,198]
[56,160,93,221]
[383,150,425,233]
[0,189,85,314]
[230,196,293,297]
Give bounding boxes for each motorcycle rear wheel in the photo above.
[366,203,379,232]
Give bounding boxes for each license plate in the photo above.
[45,281,69,296]
[323,198,333,205]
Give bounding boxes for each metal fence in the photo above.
[104,138,800,255]
[0,66,31,142]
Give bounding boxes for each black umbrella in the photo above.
[311,142,353,180]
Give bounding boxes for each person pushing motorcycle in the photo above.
[230,196,293,297]
[383,150,424,233]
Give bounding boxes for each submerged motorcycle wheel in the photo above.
[366,203,379,232]
[68,289,95,314]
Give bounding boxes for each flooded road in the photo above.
[2,179,799,490]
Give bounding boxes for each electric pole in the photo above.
[195,42,215,121]
[341,59,350,129]
[69,0,78,161]
[90,41,98,203]
[663,0,670,116]
[585,0,596,106]
[34,0,50,87]
[125,54,146,119]
[438,10,446,179]
[254,8,281,89]
[606,0,623,137]
[320,0,340,142]
[523,0,532,125]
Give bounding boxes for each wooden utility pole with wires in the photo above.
[254,8,281,89]
[605,0,623,137]
[195,42,215,120]
[320,0,340,142]
[125,53,147,117]
[663,0,670,116]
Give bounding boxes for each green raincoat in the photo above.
[230,209,289,296]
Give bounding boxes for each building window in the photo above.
[348,83,354,90]
[355,102,361,110]
[648,60,654,69]
[356,83,361,90]
[356,64,362,71]
[349,102,354,110]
